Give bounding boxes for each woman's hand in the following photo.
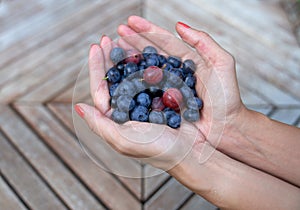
[75,16,300,209]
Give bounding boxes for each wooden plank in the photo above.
[143,164,170,201]
[269,108,300,125]
[180,195,217,210]
[144,178,192,210]
[14,104,141,210]
[1,1,142,104]
[0,0,110,70]
[0,106,105,210]
[0,132,66,210]
[47,102,142,199]
[0,175,27,210]
[0,0,136,86]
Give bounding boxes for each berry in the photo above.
[110,47,126,64]
[162,88,183,109]
[131,78,146,93]
[112,109,129,124]
[158,54,167,67]
[116,81,135,96]
[136,92,151,107]
[147,86,164,98]
[167,56,182,68]
[167,113,181,128]
[180,85,194,101]
[149,111,165,124]
[109,83,119,97]
[185,75,196,88]
[117,95,135,112]
[143,66,163,85]
[124,49,142,64]
[151,97,165,111]
[183,59,196,74]
[183,109,200,122]
[167,70,183,87]
[106,67,121,83]
[143,46,158,57]
[195,97,203,109]
[163,108,176,120]
[130,106,149,122]
[110,97,117,108]
[162,63,173,71]
[186,97,203,110]
[124,62,138,77]
[146,54,160,67]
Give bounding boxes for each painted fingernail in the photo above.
[74,104,84,118]
[178,21,191,29]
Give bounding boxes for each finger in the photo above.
[125,17,193,58]
[100,35,114,72]
[176,22,235,69]
[117,24,168,56]
[88,44,110,115]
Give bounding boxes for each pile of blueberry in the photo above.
[105,46,203,129]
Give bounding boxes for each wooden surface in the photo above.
[0,0,299,209]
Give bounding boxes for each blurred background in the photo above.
[0,0,299,209]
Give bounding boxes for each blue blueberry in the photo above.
[158,54,167,67]
[146,54,160,67]
[110,47,126,64]
[106,67,121,83]
[130,106,149,122]
[112,109,129,124]
[183,109,200,122]
[180,85,194,101]
[183,59,196,74]
[116,81,135,96]
[136,92,151,107]
[185,75,196,88]
[124,62,138,77]
[131,78,146,93]
[149,111,165,124]
[162,63,173,71]
[117,95,135,112]
[167,113,181,128]
[109,83,119,97]
[142,46,158,57]
[163,108,177,120]
[167,56,182,68]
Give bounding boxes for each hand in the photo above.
[75,16,300,209]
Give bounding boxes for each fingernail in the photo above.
[178,21,191,29]
[74,104,84,118]
[90,43,98,48]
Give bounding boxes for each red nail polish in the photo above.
[178,21,191,29]
[74,104,84,118]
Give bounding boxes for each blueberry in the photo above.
[146,86,163,98]
[130,106,149,122]
[109,83,119,97]
[106,67,121,83]
[167,69,183,88]
[195,97,203,109]
[112,109,129,124]
[116,81,135,96]
[124,62,138,77]
[146,54,160,67]
[110,47,126,64]
[183,59,196,74]
[167,56,182,68]
[131,78,146,93]
[139,60,147,70]
[163,108,177,120]
[162,63,173,71]
[167,113,181,128]
[142,46,158,57]
[116,63,125,72]
[110,97,117,108]
[180,85,194,101]
[136,92,151,107]
[186,97,202,111]
[185,75,196,88]
[117,95,135,112]
[183,109,200,122]
[149,110,165,124]
[158,54,167,67]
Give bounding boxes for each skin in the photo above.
[75,16,300,209]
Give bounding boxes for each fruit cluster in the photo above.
[105,46,203,129]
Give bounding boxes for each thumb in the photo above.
[176,22,234,69]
